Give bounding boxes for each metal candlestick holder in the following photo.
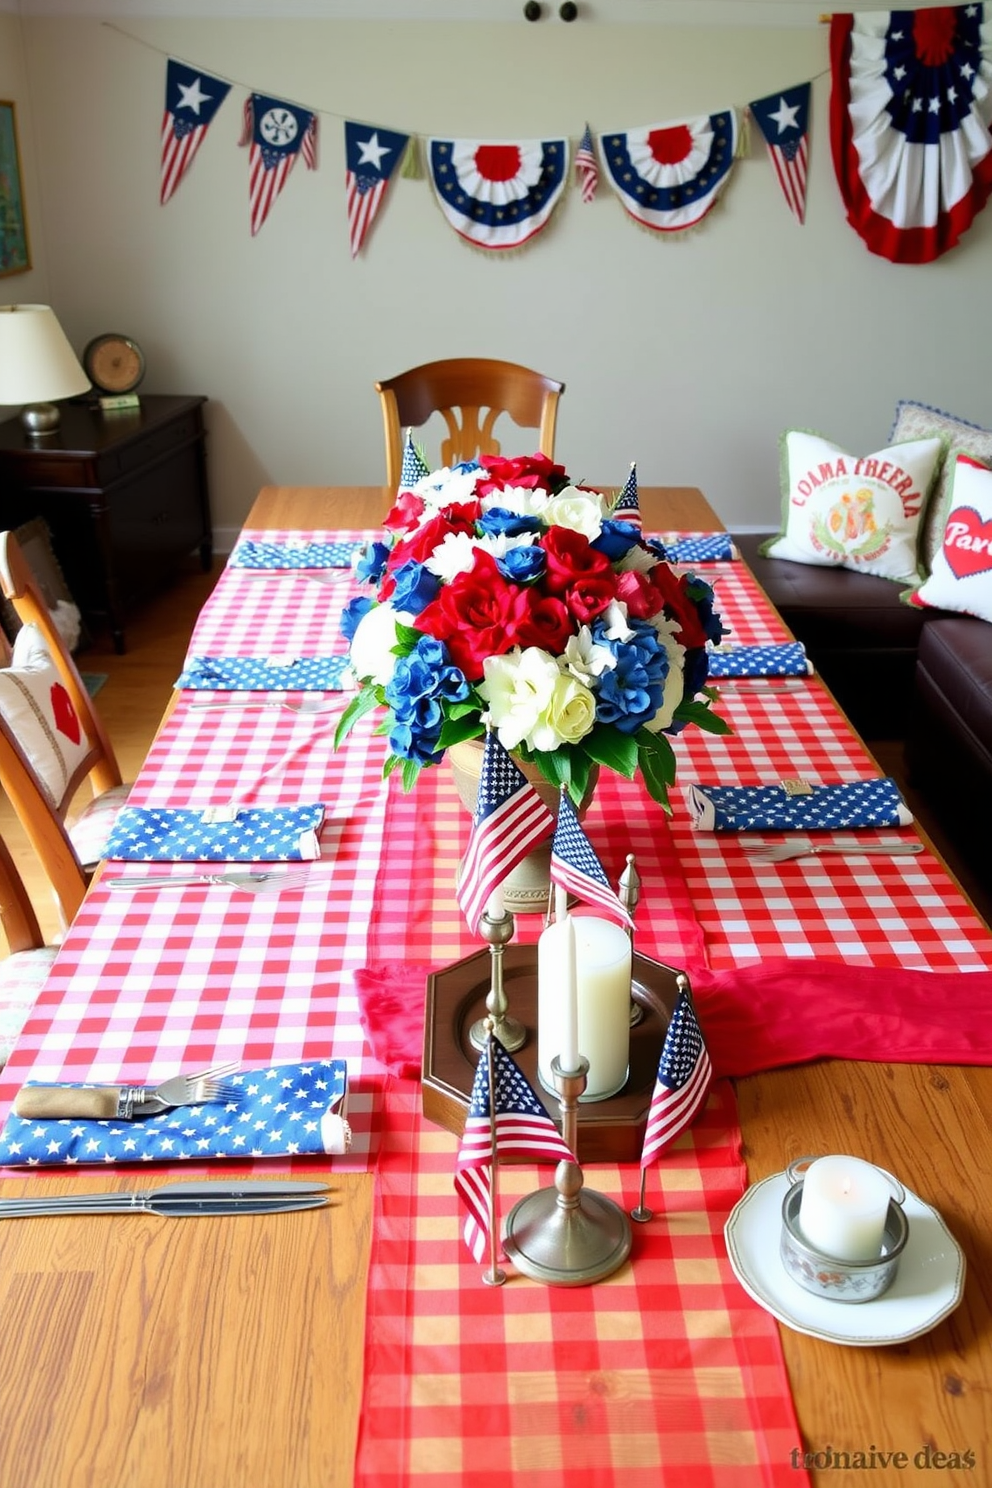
[470,906,527,1053]
[619,853,644,1028]
[502,1054,632,1285]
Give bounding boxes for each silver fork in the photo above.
[105,868,313,893]
[742,841,926,864]
[188,695,344,716]
[12,1061,243,1120]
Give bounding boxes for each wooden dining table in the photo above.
[0,484,989,1488]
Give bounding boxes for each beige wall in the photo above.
[4,15,990,541]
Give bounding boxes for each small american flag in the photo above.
[400,429,430,488]
[748,84,810,226]
[457,732,554,934]
[640,983,712,1168]
[575,124,599,203]
[612,462,642,529]
[160,60,231,206]
[550,791,633,928]
[455,1034,574,1262]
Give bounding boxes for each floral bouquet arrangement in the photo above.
[335,453,729,809]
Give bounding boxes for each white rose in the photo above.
[480,487,550,519]
[542,487,604,540]
[348,601,412,686]
[641,618,686,733]
[479,647,559,752]
[531,672,597,751]
[563,624,617,683]
[414,466,481,512]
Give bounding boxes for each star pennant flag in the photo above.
[749,83,811,225]
[456,731,555,935]
[160,59,231,205]
[240,93,318,236]
[612,462,641,529]
[345,121,411,258]
[830,9,992,262]
[455,1033,574,1262]
[550,791,633,928]
[427,137,569,250]
[575,123,599,202]
[599,111,739,234]
[640,982,712,1168]
[400,428,431,488]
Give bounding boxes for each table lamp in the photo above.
[0,304,91,437]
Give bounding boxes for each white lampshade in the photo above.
[0,304,91,434]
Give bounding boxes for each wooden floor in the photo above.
[2,557,989,947]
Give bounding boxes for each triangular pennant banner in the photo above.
[598,111,739,234]
[160,59,232,205]
[345,121,411,258]
[240,93,318,236]
[427,138,568,250]
[748,82,810,225]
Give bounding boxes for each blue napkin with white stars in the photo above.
[661,534,736,563]
[103,804,325,861]
[685,778,913,832]
[176,655,350,691]
[705,642,812,678]
[0,1060,351,1167]
[229,539,362,569]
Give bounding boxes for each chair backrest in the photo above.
[375,357,565,489]
[0,529,122,921]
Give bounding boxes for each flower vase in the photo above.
[447,738,599,915]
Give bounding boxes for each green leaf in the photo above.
[382,752,402,779]
[394,622,423,650]
[675,699,733,736]
[635,730,677,809]
[581,724,638,779]
[401,757,422,792]
[437,714,485,749]
[529,748,570,793]
[333,687,381,750]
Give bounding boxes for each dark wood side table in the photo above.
[0,394,212,652]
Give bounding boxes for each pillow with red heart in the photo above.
[907,455,992,623]
[0,623,90,808]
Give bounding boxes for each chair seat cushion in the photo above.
[0,946,58,1065]
[67,782,133,869]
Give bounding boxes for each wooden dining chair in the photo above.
[374,357,565,489]
[0,828,58,1066]
[0,529,131,925]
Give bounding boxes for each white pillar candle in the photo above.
[538,915,631,1100]
[559,914,579,1072]
[797,1155,892,1262]
[485,884,504,920]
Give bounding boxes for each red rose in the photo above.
[515,591,575,654]
[476,452,567,496]
[415,551,532,679]
[540,525,613,595]
[565,574,617,624]
[386,509,477,573]
[382,491,426,535]
[647,563,709,648]
[615,570,665,620]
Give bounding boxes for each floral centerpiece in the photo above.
[335,453,729,809]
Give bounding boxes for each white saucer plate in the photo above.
[724,1170,966,1346]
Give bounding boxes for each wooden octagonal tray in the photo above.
[423,943,685,1163]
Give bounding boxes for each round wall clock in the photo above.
[83,334,146,395]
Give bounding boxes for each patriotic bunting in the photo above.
[640,982,712,1168]
[456,731,554,935]
[612,462,641,530]
[749,83,810,225]
[160,60,231,205]
[830,7,992,263]
[427,137,569,250]
[455,1034,574,1263]
[240,93,318,236]
[344,121,411,258]
[575,123,599,202]
[549,792,633,929]
[599,110,739,234]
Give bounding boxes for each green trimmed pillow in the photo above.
[763,429,942,584]
[889,400,992,572]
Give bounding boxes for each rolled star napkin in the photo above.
[0,1060,351,1166]
[705,641,813,678]
[176,655,350,691]
[661,534,737,563]
[229,539,362,569]
[685,778,913,832]
[103,804,325,861]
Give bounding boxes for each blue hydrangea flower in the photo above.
[684,574,724,647]
[590,617,670,733]
[496,546,545,584]
[390,560,440,615]
[354,541,391,584]
[340,595,374,642]
[592,520,642,561]
[478,507,543,539]
[384,636,470,762]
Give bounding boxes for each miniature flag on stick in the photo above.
[612,462,641,529]
[400,429,431,488]
[455,1032,575,1262]
[456,731,555,935]
[160,60,231,205]
[640,979,712,1168]
[575,123,599,203]
[550,792,633,929]
[748,83,810,226]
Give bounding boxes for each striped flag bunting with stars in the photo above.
[612,462,641,529]
[345,121,411,258]
[160,59,231,205]
[549,791,633,928]
[240,93,318,236]
[640,983,712,1168]
[575,123,600,202]
[748,83,811,225]
[455,1033,574,1262]
[456,731,555,935]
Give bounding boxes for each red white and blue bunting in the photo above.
[160,60,231,205]
[830,6,992,262]
[345,121,410,258]
[748,83,810,225]
[239,93,318,236]
[598,111,739,234]
[427,138,569,250]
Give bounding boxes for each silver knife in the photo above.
[0,1179,332,1219]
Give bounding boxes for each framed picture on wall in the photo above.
[0,101,31,277]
